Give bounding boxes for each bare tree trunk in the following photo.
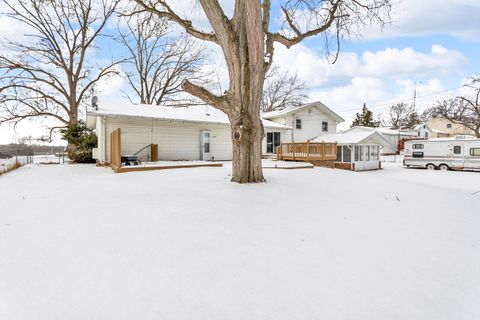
[227,0,265,183]
[229,110,265,183]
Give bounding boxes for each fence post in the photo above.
[293,142,296,160]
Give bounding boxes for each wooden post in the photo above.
[110,128,121,169]
[306,141,310,161]
[293,142,296,160]
[150,144,158,162]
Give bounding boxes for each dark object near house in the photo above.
[121,155,140,166]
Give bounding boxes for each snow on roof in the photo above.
[261,101,345,123]
[311,130,388,145]
[346,126,414,136]
[87,102,292,129]
[410,136,479,142]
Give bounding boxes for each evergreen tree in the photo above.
[351,103,380,127]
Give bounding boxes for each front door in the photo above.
[267,132,281,154]
[200,130,212,160]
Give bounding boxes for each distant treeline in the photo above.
[0,144,65,159]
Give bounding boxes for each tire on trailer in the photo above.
[426,163,436,170]
[439,164,449,171]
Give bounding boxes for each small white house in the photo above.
[86,102,292,164]
[261,101,345,142]
[341,126,416,155]
[312,130,390,171]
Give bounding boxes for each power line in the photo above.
[336,84,467,114]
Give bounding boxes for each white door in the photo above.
[200,130,212,160]
[451,143,464,168]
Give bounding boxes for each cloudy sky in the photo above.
[0,0,479,144]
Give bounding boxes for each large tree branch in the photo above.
[181,79,229,113]
[131,0,217,43]
[271,0,342,48]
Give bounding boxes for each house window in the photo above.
[336,146,342,162]
[447,123,452,128]
[355,146,363,161]
[343,146,352,163]
[413,144,424,149]
[453,146,461,154]
[365,146,370,161]
[296,118,302,129]
[370,146,379,160]
[425,132,429,138]
[322,121,328,132]
[470,148,480,156]
[266,132,281,153]
[417,131,420,137]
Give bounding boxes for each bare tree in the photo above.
[261,65,307,112]
[432,79,480,137]
[0,0,121,135]
[130,0,391,183]
[387,102,414,129]
[118,15,209,105]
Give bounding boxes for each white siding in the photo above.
[100,116,290,163]
[104,117,233,162]
[268,106,338,142]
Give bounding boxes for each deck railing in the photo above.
[276,142,337,161]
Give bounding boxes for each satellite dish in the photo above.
[91,96,99,110]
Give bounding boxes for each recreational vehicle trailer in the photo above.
[403,137,480,171]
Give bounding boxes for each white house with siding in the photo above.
[86,101,344,164]
[341,126,416,155]
[87,102,292,163]
[261,101,345,143]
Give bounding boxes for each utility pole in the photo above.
[413,81,422,111]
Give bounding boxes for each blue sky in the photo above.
[0,0,479,143]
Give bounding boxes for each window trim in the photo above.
[322,121,328,132]
[412,144,424,149]
[295,118,302,130]
[453,146,461,155]
[470,148,480,157]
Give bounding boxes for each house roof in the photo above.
[311,130,391,145]
[87,102,292,130]
[345,126,414,136]
[261,101,345,123]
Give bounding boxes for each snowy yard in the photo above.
[0,163,479,320]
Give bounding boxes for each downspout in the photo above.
[292,113,296,142]
[102,116,107,163]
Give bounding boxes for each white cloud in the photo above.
[308,76,465,130]
[96,65,127,99]
[361,0,480,41]
[360,45,468,77]
[273,43,468,89]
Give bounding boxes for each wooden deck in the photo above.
[111,162,223,173]
[276,142,337,162]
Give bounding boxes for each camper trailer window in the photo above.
[412,152,424,158]
[470,148,480,156]
[453,146,461,154]
[412,144,424,149]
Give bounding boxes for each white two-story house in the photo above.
[261,101,345,154]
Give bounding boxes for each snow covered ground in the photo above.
[0,163,479,320]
